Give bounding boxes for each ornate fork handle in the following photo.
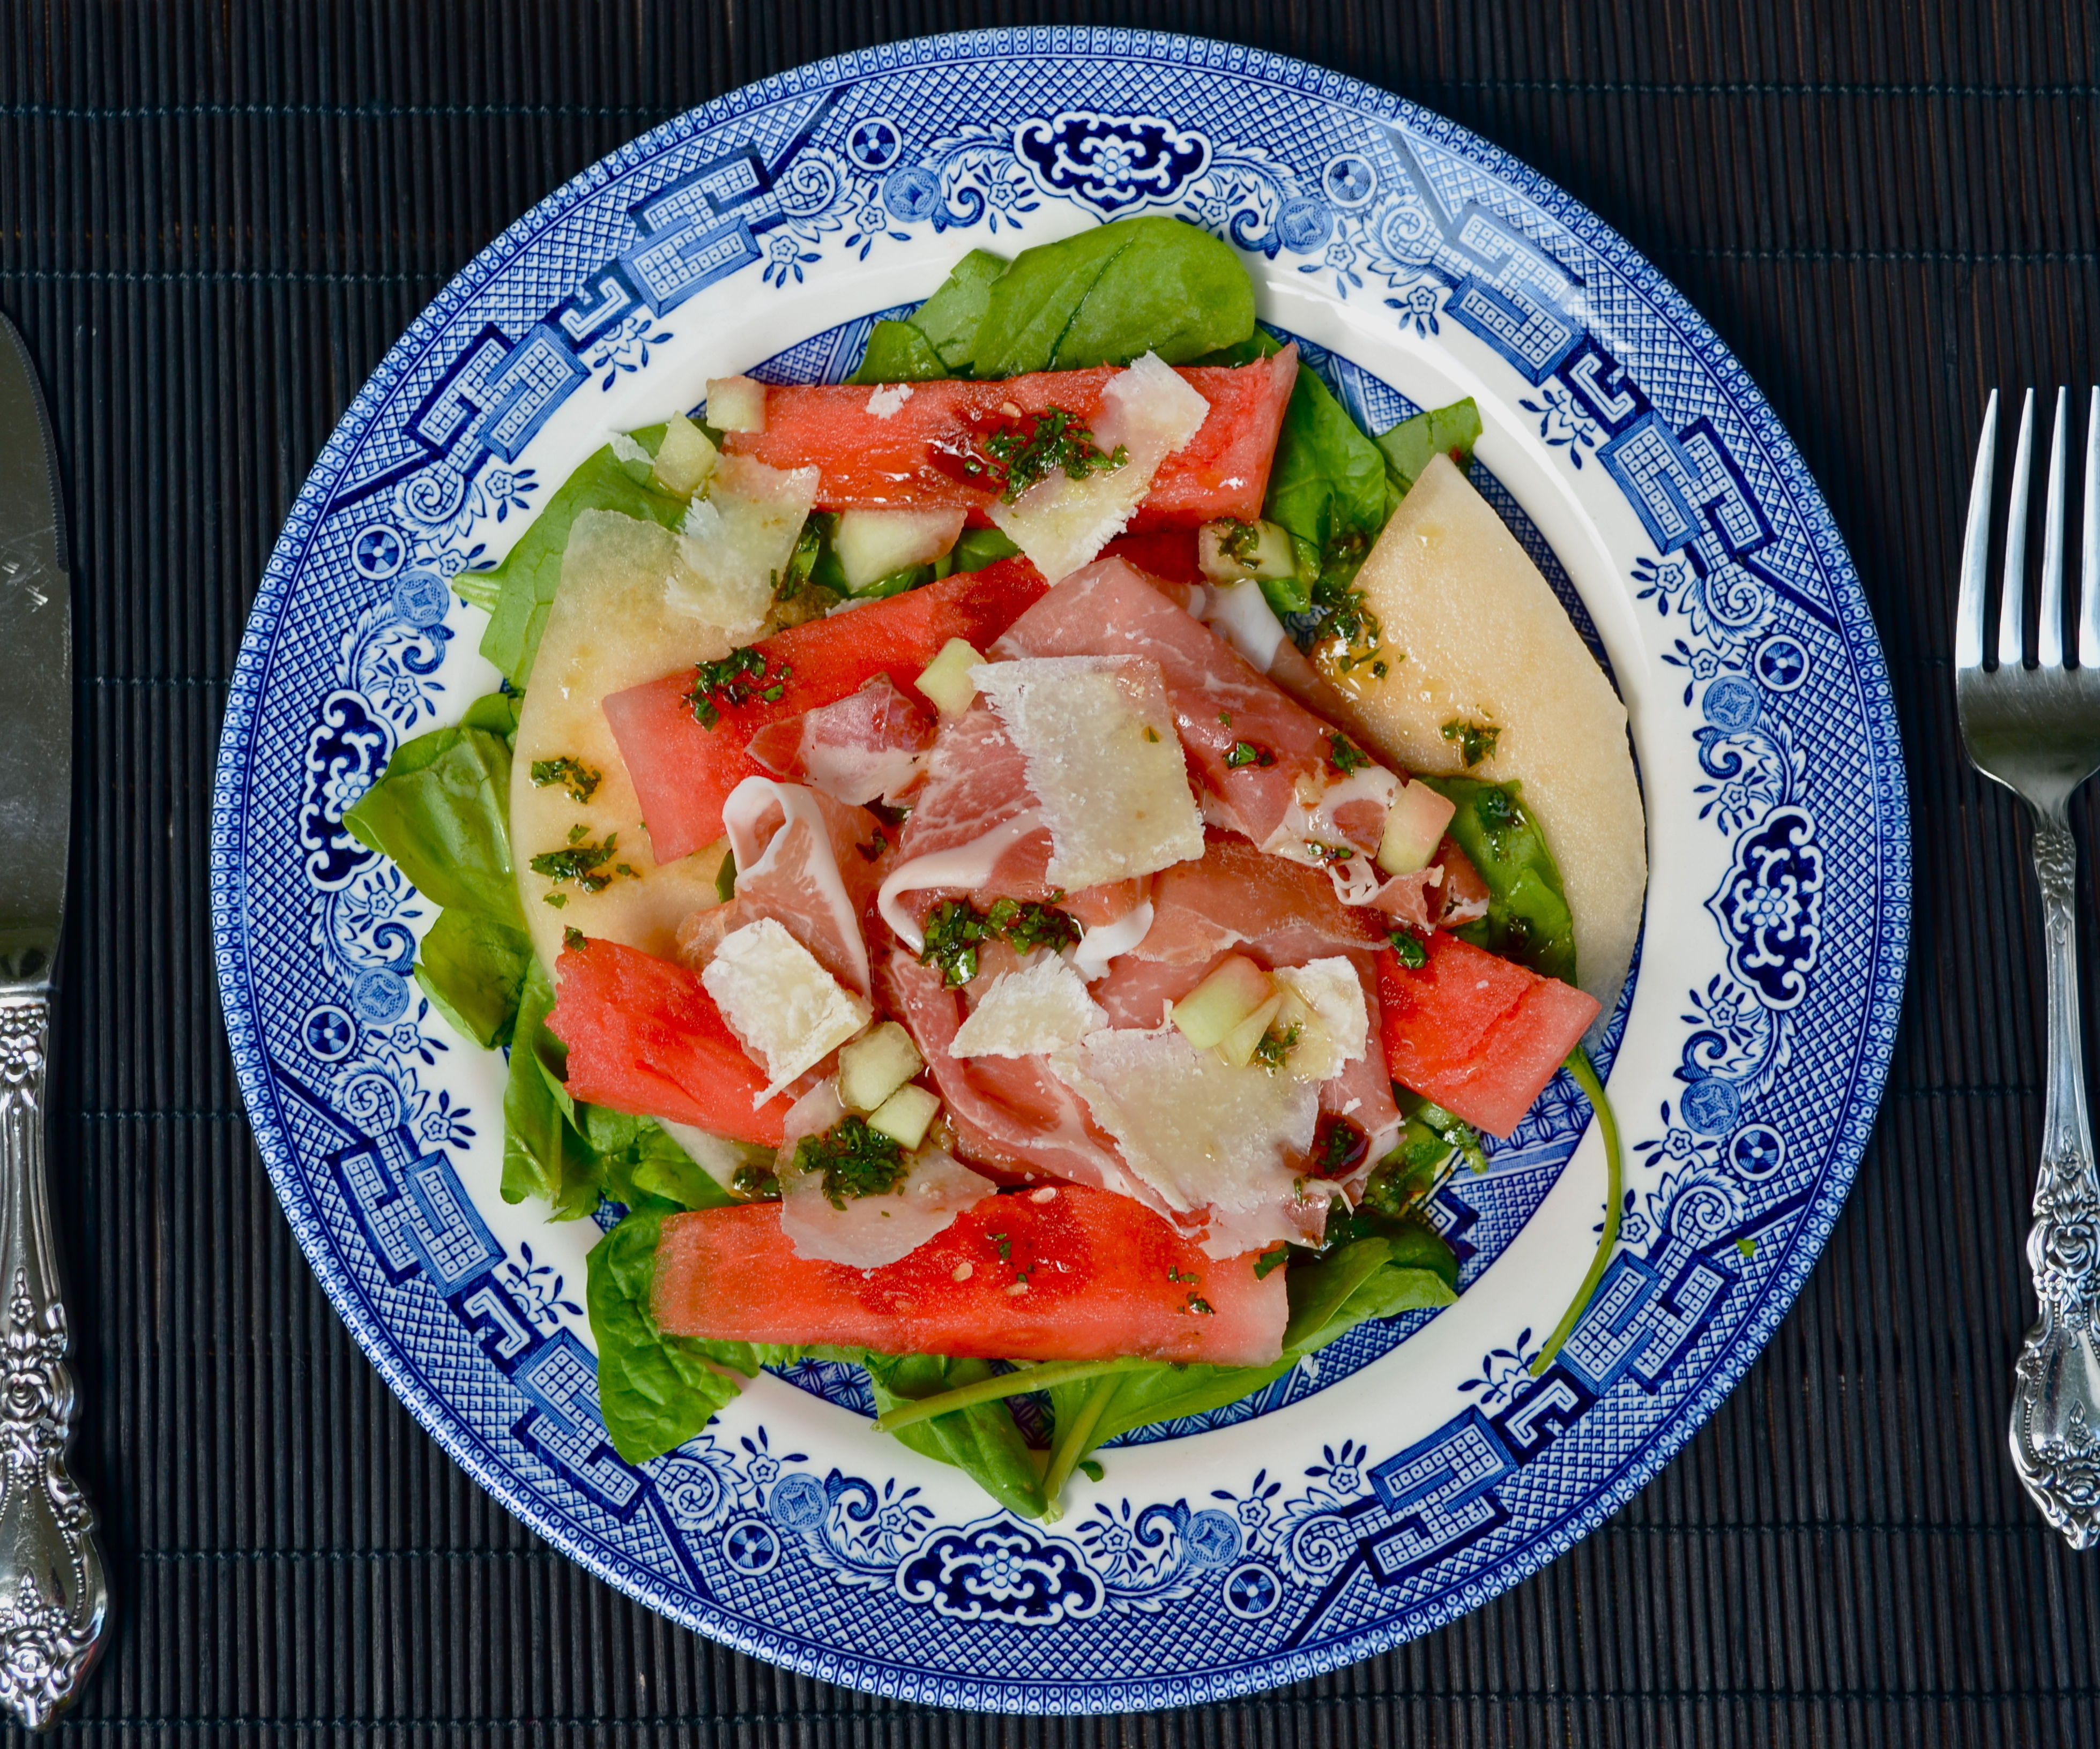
[0,995,106,1728]
[2009,813,2100,1543]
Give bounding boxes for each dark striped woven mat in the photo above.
[3,1,2096,1741]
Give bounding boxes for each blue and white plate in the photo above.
[211,29,1909,1712]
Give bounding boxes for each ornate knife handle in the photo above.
[0,995,106,1727]
[2010,814,2100,1545]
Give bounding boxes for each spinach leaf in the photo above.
[1419,775,1578,984]
[342,723,522,925]
[847,320,948,386]
[863,1354,1047,1520]
[413,907,532,1048]
[1062,1234,1458,1453]
[500,959,601,1219]
[475,424,683,688]
[587,1210,748,1464]
[949,527,1020,572]
[971,217,1256,378]
[1261,363,1392,617]
[581,1107,741,1215]
[910,248,1011,372]
[1374,397,1483,498]
[460,688,524,737]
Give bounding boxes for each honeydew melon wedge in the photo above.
[1339,452,1646,1015]
[510,507,735,971]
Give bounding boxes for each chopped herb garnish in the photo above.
[1253,1244,1291,1280]
[1184,1294,1216,1317]
[530,756,602,804]
[991,1230,1014,1263]
[732,1162,781,1202]
[1143,726,1160,744]
[686,646,794,729]
[1250,1023,1301,1073]
[1388,930,1429,968]
[1166,1266,1200,1285]
[791,1116,907,1210]
[985,896,1083,957]
[1217,518,1263,566]
[530,833,625,894]
[1326,732,1372,776]
[543,892,568,909]
[1218,711,1233,727]
[920,896,1082,986]
[1305,841,1354,864]
[974,407,1128,503]
[1309,1113,1371,1180]
[562,926,585,953]
[1440,717,1501,768]
[567,823,589,845]
[1225,740,1276,769]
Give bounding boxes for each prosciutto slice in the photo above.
[743,675,935,807]
[992,558,1400,881]
[678,778,887,995]
[887,952,1156,1206]
[1134,831,1385,968]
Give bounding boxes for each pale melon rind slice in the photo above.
[1339,452,1647,1015]
[509,507,734,971]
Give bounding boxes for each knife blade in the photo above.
[0,311,105,1729]
[0,314,69,990]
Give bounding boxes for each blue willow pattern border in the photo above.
[208,28,1909,1711]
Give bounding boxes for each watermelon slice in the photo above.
[603,558,1047,861]
[721,348,1298,529]
[1376,933,1600,1137]
[546,937,792,1147]
[653,1184,1287,1364]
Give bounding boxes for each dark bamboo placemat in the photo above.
[4,0,2097,1740]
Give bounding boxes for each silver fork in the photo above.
[1957,385,2100,1544]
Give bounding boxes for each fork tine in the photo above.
[2082,387,2100,669]
[1958,388,1999,671]
[2041,387,2071,667]
[1998,388,2037,667]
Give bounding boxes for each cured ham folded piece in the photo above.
[722,348,1298,530]
[603,558,1046,862]
[887,951,1148,1201]
[1133,831,1386,968]
[874,704,1151,951]
[652,1187,1289,1366]
[993,558,1399,878]
[677,778,887,995]
[743,674,935,808]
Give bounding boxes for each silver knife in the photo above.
[0,313,107,1728]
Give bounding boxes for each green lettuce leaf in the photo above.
[413,907,532,1047]
[847,320,948,386]
[475,424,683,688]
[1374,397,1483,498]
[341,722,521,924]
[587,1210,749,1464]
[1419,775,1578,984]
[909,248,1011,372]
[862,1354,1046,1520]
[500,959,600,1219]
[970,216,1256,378]
[1260,363,1392,614]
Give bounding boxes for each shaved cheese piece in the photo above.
[987,352,1211,582]
[1052,1027,1319,1247]
[776,1082,995,1268]
[950,956,1107,1058]
[669,453,820,638]
[972,655,1203,890]
[1271,958,1369,1083]
[700,917,872,1103]
[659,1120,773,1193]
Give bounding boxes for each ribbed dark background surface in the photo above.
[2,0,2096,1740]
